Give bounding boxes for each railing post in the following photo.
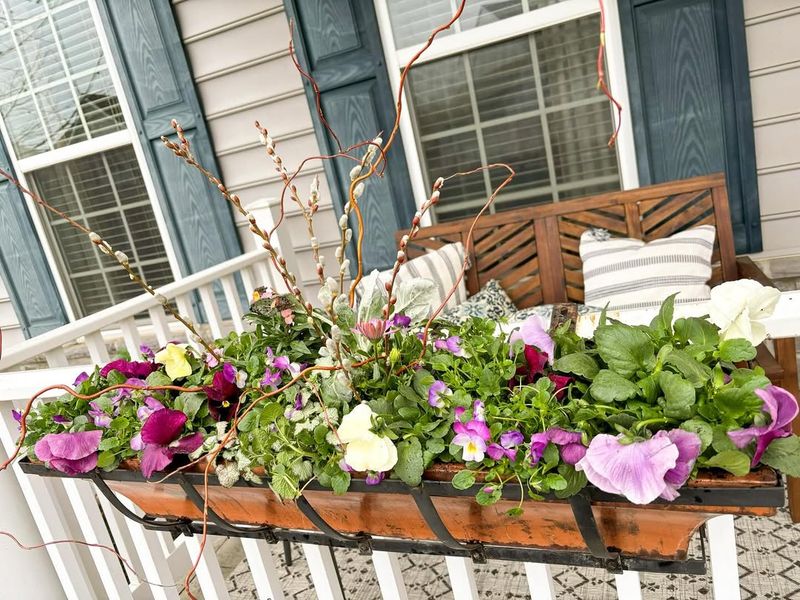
[444,556,479,600]
[524,562,556,600]
[372,551,408,600]
[707,515,742,600]
[302,544,345,600]
[240,538,285,600]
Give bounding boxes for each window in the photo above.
[0,0,173,317]
[379,0,625,221]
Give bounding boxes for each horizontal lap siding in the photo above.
[0,274,24,348]
[173,0,337,296]
[745,1,800,256]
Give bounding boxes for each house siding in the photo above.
[173,0,340,296]
[745,0,800,280]
[0,276,24,348]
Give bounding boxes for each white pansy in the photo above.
[708,279,780,345]
[344,434,398,472]
[337,403,398,472]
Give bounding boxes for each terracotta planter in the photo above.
[24,459,780,564]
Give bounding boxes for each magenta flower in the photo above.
[575,430,701,504]
[139,409,204,478]
[11,409,21,424]
[428,380,451,408]
[261,369,282,389]
[222,363,247,388]
[548,373,573,400]
[267,349,301,376]
[354,318,388,341]
[73,372,89,387]
[434,336,463,355]
[487,430,523,461]
[100,359,157,379]
[35,430,102,475]
[509,315,554,362]
[728,385,799,466]
[529,431,550,463]
[52,415,69,425]
[203,370,240,422]
[137,396,165,421]
[365,471,385,485]
[391,313,411,329]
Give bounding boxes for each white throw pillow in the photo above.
[357,242,468,311]
[579,225,716,311]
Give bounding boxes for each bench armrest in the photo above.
[734,256,775,287]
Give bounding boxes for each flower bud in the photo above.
[339,214,348,229]
[114,250,129,264]
[352,182,365,199]
[349,165,362,181]
[88,232,102,244]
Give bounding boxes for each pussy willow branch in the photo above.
[0,168,219,358]
[347,0,467,303]
[161,122,324,336]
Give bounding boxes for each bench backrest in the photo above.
[403,173,737,309]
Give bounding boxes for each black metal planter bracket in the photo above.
[410,485,487,564]
[175,473,279,538]
[568,491,623,573]
[295,495,373,555]
[89,472,192,533]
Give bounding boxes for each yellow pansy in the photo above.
[155,343,192,380]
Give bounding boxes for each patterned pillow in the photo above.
[357,242,467,311]
[440,279,516,324]
[511,304,595,324]
[579,225,716,311]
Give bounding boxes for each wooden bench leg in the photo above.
[774,338,800,523]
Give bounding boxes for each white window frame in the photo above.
[373,0,639,219]
[0,0,183,321]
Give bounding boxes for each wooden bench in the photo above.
[404,172,800,520]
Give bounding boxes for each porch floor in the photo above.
[214,501,800,599]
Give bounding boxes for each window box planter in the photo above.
[19,459,783,574]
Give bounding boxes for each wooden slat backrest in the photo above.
[402,173,736,308]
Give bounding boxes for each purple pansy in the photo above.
[728,385,799,466]
[139,344,155,360]
[139,408,204,478]
[34,430,102,475]
[428,380,451,408]
[137,396,165,421]
[354,318,389,341]
[509,315,555,362]
[73,371,89,387]
[205,351,220,368]
[100,359,157,380]
[11,409,21,424]
[434,336,463,356]
[529,427,586,465]
[203,370,241,422]
[52,415,70,425]
[548,373,573,400]
[365,471,385,485]
[391,313,411,329]
[261,369,282,390]
[222,363,247,389]
[575,430,701,504]
[452,403,492,462]
[487,430,524,461]
[88,401,113,428]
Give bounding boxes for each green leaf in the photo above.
[714,388,763,421]
[674,317,719,348]
[680,419,713,452]
[356,270,388,323]
[761,436,800,476]
[330,470,351,495]
[712,426,737,453]
[505,507,523,517]
[259,402,284,426]
[718,339,757,363]
[270,465,300,499]
[451,470,476,490]
[394,278,437,323]
[176,392,205,421]
[664,348,712,387]
[553,353,599,380]
[425,438,445,455]
[703,450,751,476]
[554,464,588,499]
[589,369,640,403]
[105,370,126,386]
[544,473,568,491]
[146,370,172,387]
[649,294,676,337]
[96,450,116,469]
[475,486,502,506]
[659,371,696,419]
[593,324,656,377]
[394,438,424,486]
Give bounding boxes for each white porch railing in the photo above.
[1,254,798,597]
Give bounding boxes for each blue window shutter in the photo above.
[0,139,68,337]
[283,0,416,272]
[619,0,761,253]
[95,0,241,275]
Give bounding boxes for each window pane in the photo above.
[5,0,45,24]
[387,0,453,48]
[406,15,620,219]
[460,1,523,32]
[1,93,47,156]
[0,0,125,157]
[28,146,172,317]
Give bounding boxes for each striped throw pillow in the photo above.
[579,225,716,311]
[357,242,468,311]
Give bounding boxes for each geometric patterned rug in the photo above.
[227,504,800,599]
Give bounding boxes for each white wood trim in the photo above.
[524,562,556,600]
[707,515,742,600]
[371,551,409,600]
[373,0,431,219]
[88,0,184,281]
[444,556,479,600]
[301,544,345,600]
[393,0,600,66]
[614,571,643,600]
[15,130,133,173]
[603,0,640,190]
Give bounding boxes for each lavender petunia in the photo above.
[509,315,555,362]
[35,430,102,475]
[728,385,799,466]
[529,432,550,463]
[138,408,204,478]
[428,380,451,408]
[529,427,585,465]
[574,432,702,505]
[500,430,524,448]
